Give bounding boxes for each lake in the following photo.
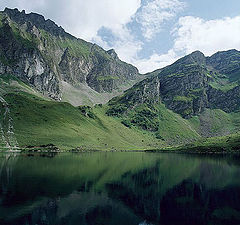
[1,152,240,225]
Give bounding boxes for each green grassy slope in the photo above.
[160,132,240,153]
[107,90,201,145]
[115,103,200,145]
[3,92,165,150]
[0,74,165,151]
[188,108,240,137]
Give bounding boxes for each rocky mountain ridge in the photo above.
[108,49,240,118]
[0,8,143,105]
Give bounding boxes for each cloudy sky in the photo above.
[1,0,240,73]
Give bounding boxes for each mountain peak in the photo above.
[2,7,71,38]
[4,7,21,13]
[190,50,205,57]
[0,8,142,104]
[187,50,205,64]
[175,50,206,66]
[207,49,240,77]
[209,49,240,59]
[107,49,119,60]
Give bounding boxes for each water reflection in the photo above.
[0,152,240,225]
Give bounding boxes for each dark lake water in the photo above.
[1,152,240,225]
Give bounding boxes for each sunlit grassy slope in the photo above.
[0,74,161,150]
[188,108,240,137]
[4,91,166,150]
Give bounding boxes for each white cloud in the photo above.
[1,0,143,69]
[93,0,186,71]
[135,0,186,40]
[1,0,46,12]
[173,15,240,56]
[0,0,141,41]
[112,39,143,63]
[135,15,240,73]
[94,24,143,64]
[134,49,179,73]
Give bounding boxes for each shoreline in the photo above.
[1,147,240,155]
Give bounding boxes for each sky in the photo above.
[0,0,240,73]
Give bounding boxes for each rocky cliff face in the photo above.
[0,15,61,99]
[207,49,240,80]
[0,8,142,103]
[108,50,240,118]
[108,76,161,115]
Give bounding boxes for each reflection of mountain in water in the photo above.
[161,180,240,225]
[1,153,240,225]
[0,153,19,194]
[106,158,240,225]
[4,192,141,225]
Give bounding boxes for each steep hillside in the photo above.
[0,74,163,150]
[0,8,144,106]
[107,50,240,142]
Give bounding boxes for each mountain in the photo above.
[1,8,240,151]
[0,8,144,106]
[1,48,240,149]
[0,8,160,151]
[107,49,240,142]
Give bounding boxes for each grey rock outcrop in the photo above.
[0,8,142,102]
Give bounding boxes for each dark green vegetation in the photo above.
[156,132,240,154]
[1,152,240,225]
[108,101,200,144]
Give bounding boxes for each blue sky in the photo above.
[1,0,240,73]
